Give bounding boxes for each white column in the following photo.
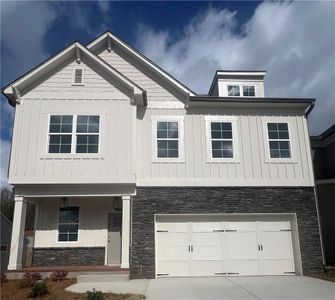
[8,196,27,270]
[121,195,130,269]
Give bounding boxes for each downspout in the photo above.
[304,101,326,268]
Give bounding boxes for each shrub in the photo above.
[19,271,42,288]
[86,288,105,300]
[50,270,68,281]
[29,280,49,298]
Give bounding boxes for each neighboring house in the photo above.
[0,212,12,273]
[2,31,323,279]
[311,124,335,266]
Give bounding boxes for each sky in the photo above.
[1,0,335,188]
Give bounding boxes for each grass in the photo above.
[0,279,145,300]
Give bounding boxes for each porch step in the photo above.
[77,273,129,283]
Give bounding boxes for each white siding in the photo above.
[8,59,135,185]
[34,198,113,248]
[137,107,314,186]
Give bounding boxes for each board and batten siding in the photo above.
[34,198,112,248]
[137,107,315,187]
[8,59,135,185]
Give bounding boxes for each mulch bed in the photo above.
[0,278,145,300]
[310,272,335,283]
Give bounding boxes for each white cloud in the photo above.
[97,0,109,13]
[1,1,57,189]
[135,2,335,135]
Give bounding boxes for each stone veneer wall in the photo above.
[32,247,105,266]
[130,187,323,279]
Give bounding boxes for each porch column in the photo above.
[121,195,130,268]
[8,196,27,270]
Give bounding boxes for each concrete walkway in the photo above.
[66,276,335,300]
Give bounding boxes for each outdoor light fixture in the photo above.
[60,197,68,208]
[113,197,122,211]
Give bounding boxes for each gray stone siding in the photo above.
[130,187,323,279]
[32,247,105,266]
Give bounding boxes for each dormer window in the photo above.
[73,68,84,85]
[243,86,255,97]
[228,85,240,96]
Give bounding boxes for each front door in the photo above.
[107,213,122,265]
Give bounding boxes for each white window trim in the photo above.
[56,205,80,244]
[226,83,256,97]
[72,65,85,86]
[262,118,295,163]
[151,115,185,163]
[205,116,239,162]
[46,114,101,155]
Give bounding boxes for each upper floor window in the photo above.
[205,116,238,161]
[58,206,79,242]
[210,122,233,158]
[73,68,84,85]
[227,84,256,97]
[228,85,240,96]
[76,116,100,153]
[48,115,100,154]
[48,115,73,153]
[267,122,291,158]
[243,86,255,97]
[152,116,184,161]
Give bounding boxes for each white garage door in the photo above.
[156,218,295,277]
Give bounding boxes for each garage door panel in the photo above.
[156,222,188,232]
[157,261,189,277]
[190,260,223,276]
[259,259,295,275]
[192,222,220,232]
[260,231,293,260]
[226,259,260,276]
[157,232,188,260]
[226,232,259,260]
[226,222,257,231]
[257,221,291,231]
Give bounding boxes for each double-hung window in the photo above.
[206,116,238,160]
[228,85,240,96]
[152,116,184,161]
[243,86,255,96]
[267,122,291,158]
[58,206,79,242]
[48,115,73,153]
[76,116,100,153]
[48,115,100,154]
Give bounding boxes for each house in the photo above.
[2,31,323,279]
[311,124,335,266]
[1,212,12,273]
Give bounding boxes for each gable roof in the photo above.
[87,30,196,97]
[2,42,147,106]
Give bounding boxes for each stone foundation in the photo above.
[32,247,105,266]
[130,187,323,279]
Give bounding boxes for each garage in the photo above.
[155,214,299,277]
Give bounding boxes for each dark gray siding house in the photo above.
[1,212,12,273]
[311,124,335,266]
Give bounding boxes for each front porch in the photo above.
[8,192,132,271]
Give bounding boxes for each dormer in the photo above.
[208,70,266,97]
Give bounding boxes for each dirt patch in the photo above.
[0,279,145,300]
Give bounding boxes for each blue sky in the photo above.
[1,1,335,188]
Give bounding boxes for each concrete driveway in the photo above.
[67,276,335,300]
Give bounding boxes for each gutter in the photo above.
[305,102,315,117]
